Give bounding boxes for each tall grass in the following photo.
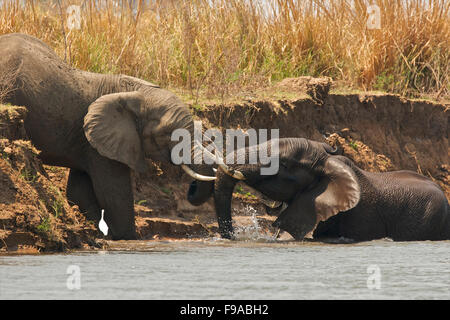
[0,0,448,100]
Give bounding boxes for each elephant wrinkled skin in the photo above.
[0,33,215,239]
[212,137,450,242]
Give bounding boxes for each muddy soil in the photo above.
[0,79,448,253]
[194,87,449,196]
[0,106,103,253]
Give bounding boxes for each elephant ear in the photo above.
[273,156,360,240]
[83,91,148,173]
[314,156,360,222]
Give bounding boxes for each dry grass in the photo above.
[0,0,448,101]
[0,61,18,103]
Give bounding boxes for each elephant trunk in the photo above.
[169,115,245,207]
[186,164,215,206]
[183,130,246,206]
[168,120,217,206]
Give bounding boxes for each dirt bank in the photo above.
[0,80,448,253]
[0,106,103,253]
[194,87,449,196]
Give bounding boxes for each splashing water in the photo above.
[232,205,278,242]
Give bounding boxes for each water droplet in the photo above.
[232,205,276,242]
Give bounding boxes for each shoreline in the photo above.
[1,82,448,254]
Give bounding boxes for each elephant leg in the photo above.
[312,215,341,239]
[272,191,318,240]
[66,169,101,222]
[87,154,136,240]
[214,172,237,239]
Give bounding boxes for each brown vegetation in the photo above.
[0,0,448,101]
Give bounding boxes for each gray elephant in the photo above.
[211,137,450,241]
[0,33,216,239]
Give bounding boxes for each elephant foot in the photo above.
[219,231,234,240]
[272,219,310,241]
[264,202,288,216]
[111,232,137,241]
[218,225,235,240]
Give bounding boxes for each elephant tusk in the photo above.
[213,149,245,180]
[274,228,281,239]
[213,147,245,180]
[194,139,246,180]
[260,198,283,208]
[181,165,216,181]
[218,164,246,180]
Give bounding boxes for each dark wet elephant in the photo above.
[0,33,215,239]
[211,137,450,241]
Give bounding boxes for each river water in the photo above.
[0,238,449,300]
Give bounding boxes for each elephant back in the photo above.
[0,33,82,112]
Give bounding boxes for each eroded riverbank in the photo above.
[1,80,448,253]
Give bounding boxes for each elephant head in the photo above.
[213,138,360,240]
[83,89,216,199]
